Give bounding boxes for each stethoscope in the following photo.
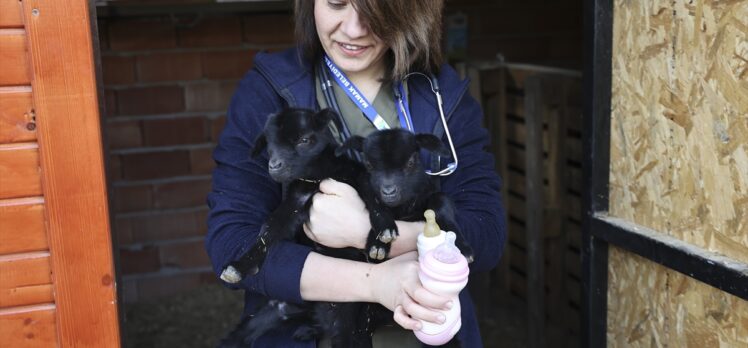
[317,57,459,176]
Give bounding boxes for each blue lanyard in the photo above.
[324,55,414,132]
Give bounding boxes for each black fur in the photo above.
[338,129,474,262]
[219,108,394,347]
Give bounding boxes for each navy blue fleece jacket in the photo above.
[206,47,506,347]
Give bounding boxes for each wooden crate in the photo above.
[459,61,582,347]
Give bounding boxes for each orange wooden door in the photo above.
[0,0,120,346]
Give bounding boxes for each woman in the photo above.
[206,0,506,346]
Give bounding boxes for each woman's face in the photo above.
[314,0,388,78]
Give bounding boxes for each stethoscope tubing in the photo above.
[318,64,458,176]
[318,61,362,162]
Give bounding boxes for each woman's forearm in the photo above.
[299,220,423,303]
[299,252,376,302]
[387,220,424,257]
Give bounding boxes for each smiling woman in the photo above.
[313,0,388,92]
[294,0,443,83]
[205,0,506,347]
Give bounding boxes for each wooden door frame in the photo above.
[581,0,748,347]
[23,0,121,346]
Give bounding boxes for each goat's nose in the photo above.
[381,185,398,196]
[268,159,283,170]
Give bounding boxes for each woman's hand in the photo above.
[304,179,370,249]
[369,252,451,331]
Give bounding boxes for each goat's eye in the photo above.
[297,137,311,145]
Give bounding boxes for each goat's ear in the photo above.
[313,108,336,131]
[251,134,267,158]
[415,134,450,157]
[335,135,365,157]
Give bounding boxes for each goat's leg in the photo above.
[426,193,474,263]
[317,302,373,348]
[357,177,398,261]
[221,181,318,283]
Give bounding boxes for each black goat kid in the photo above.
[336,129,474,263]
[219,108,395,347]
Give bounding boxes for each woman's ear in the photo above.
[335,135,365,157]
[415,134,450,157]
[251,134,267,158]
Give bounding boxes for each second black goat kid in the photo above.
[336,128,475,263]
[219,108,394,347]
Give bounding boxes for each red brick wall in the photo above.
[98,12,294,303]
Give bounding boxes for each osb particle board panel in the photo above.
[607,246,748,347]
[609,0,748,262]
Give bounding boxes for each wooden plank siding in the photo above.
[0,305,57,347]
[0,198,47,255]
[0,0,24,29]
[0,144,42,199]
[0,87,36,143]
[0,29,31,86]
[21,0,121,346]
[0,252,53,308]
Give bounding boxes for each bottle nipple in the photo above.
[423,210,441,237]
[433,232,461,264]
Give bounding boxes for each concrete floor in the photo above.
[123,284,573,347]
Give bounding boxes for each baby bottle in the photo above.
[414,211,470,346]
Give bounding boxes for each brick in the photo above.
[159,240,211,269]
[209,115,226,141]
[120,246,161,274]
[190,147,215,175]
[108,18,177,51]
[109,154,123,181]
[121,150,191,180]
[242,14,295,45]
[102,55,136,85]
[185,81,237,112]
[154,179,211,209]
[115,217,134,245]
[121,279,138,304]
[142,117,208,147]
[114,185,153,213]
[104,89,117,117]
[135,271,213,302]
[106,120,142,149]
[116,86,185,116]
[136,52,202,83]
[201,49,255,79]
[118,209,208,243]
[194,209,208,229]
[177,16,242,48]
[98,19,110,51]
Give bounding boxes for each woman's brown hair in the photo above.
[294,0,444,81]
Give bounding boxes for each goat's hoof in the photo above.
[377,229,398,243]
[368,246,387,260]
[220,266,242,283]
